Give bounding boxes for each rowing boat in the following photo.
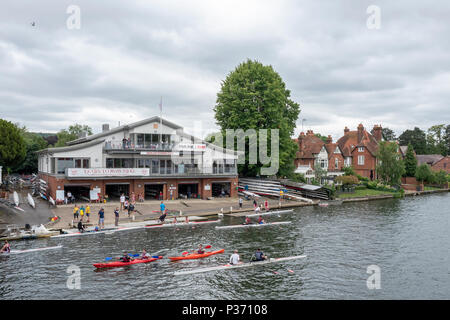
[13,191,19,207]
[173,255,307,275]
[27,193,35,208]
[144,220,220,229]
[215,221,291,230]
[93,256,162,269]
[51,227,120,239]
[169,249,225,261]
[4,245,63,255]
[245,209,293,218]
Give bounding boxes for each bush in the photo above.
[342,166,355,176]
[367,181,378,189]
[433,170,447,185]
[356,174,369,182]
[415,164,433,184]
[289,173,306,183]
[335,175,359,185]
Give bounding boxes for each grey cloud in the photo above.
[0,0,449,137]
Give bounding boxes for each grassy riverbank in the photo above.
[337,188,396,198]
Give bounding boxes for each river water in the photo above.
[0,193,449,300]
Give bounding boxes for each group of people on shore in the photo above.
[238,197,270,214]
[72,198,170,232]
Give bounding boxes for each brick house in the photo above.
[293,130,344,184]
[336,124,382,180]
[416,155,450,174]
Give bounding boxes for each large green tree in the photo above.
[214,59,300,177]
[403,143,417,177]
[376,141,405,186]
[12,126,48,174]
[426,124,447,156]
[398,127,427,154]
[444,124,450,155]
[0,119,26,173]
[55,124,93,147]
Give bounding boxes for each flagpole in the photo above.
[159,96,162,146]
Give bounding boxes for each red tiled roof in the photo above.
[296,132,325,159]
[324,143,340,159]
[337,127,379,157]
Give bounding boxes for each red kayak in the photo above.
[93,256,162,269]
[169,249,225,261]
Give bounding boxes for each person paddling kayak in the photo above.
[251,248,267,262]
[244,216,252,225]
[229,249,240,265]
[120,252,133,262]
[1,240,10,253]
[141,249,151,259]
[197,244,205,254]
[257,216,265,224]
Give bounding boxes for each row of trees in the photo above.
[0,118,92,175]
[377,141,449,187]
[385,125,450,156]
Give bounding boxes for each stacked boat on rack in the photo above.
[238,178,314,203]
[31,174,48,201]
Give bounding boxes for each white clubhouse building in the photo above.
[37,117,239,202]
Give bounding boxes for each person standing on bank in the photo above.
[239,197,243,209]
[120,193,125,211]
[86,204,91,222]
[114,207,120,226]
[98,207,105,230]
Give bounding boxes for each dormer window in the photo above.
[358,147,364,152]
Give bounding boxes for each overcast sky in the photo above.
[1,0,449,141]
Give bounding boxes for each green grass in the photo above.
[337,188,395,198]
[424,186,442,191]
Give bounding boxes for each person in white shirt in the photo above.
[229,250,240,265]
[120,193,125,211]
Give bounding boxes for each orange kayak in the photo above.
[169,249,225,261]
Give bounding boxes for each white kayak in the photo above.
[49,196,56,206]
[174,255,307,275]
[4,245,63,255]
[13,191,19,207]
[215,221,292,230]
[145,220,220,229]
[51,227,120,239]
[246,209,293,218]
[27,193,35,208]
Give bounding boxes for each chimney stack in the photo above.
[372,124,382,142]
[298,132,305,150]
[357,123,364,142]
[102,124,110,132]
[344,127,350,135]
[326,135,332,144]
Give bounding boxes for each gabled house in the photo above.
[416,155,450,174]
[293,130,344,184]
[336,124,382,180]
